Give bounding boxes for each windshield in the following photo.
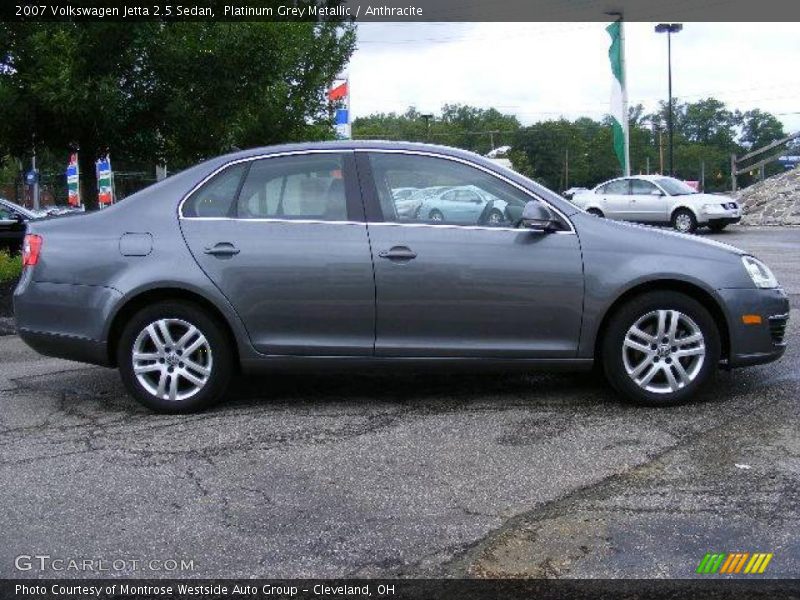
[656,177,697,196]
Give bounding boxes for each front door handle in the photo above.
[378,246,417,261]
[204,242,240,256]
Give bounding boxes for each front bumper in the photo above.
[700,203,741,223]
[718,287,790,368]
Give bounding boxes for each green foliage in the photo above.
[0,251,22,282]
[0,20,355,207]
[355,98,787,192]
[353,104,520,155]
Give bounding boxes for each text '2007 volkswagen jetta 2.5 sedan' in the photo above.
[14,142,789,413]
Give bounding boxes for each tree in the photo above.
[352,104,520,154]
[0,21,355,207]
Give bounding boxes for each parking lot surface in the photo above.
[0,226,797,579]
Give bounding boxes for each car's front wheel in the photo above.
[117,301,233,413]
[671,209,697,233]
[601,291,720,406]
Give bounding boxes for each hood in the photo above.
[680,192,736,204]
[597,216,747,256]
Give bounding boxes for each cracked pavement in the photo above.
[0,226,797,579]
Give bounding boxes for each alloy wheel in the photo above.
[674,213,693,233]
[131,318,213,402]
[622,309,705,394]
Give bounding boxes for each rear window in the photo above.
[182,164,246,218]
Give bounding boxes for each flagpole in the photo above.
[620,17,631,176]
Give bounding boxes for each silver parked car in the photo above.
[14,142,788,413]
[415,184,509,225]
[572,175,741,233]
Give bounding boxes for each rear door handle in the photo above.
[378,246,417,261]
[204,242,240,256]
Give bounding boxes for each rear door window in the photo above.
[237,154,348,221]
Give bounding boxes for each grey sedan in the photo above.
[13,142,789,413]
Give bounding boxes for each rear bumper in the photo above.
[17,328,110,366]
[13,273,120,366]
[718,287,790,368]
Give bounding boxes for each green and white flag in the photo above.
[606,20,630,175]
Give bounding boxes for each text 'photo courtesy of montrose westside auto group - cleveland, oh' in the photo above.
[0,0,799,598]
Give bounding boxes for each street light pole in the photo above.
[655,23,682,176]
[421,114,433,142]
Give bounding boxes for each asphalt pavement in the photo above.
[0,225,797,579]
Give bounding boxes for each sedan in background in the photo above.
[571,175,741,233]
[415,184,509,225]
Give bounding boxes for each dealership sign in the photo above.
[96,155,114,207]
[66,153,80,207]
[328,77,350,140]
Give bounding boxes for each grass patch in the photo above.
[0,250,22,282]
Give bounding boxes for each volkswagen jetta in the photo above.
[13,142,789,412]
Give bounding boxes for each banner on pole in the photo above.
[66,153,81,207]
[96,155,114,207]
[329,77,351,140]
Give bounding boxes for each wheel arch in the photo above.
[593,279,730,363]
[670,204,701,223]
[106,286,241,369]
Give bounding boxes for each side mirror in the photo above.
[520,200,558,232]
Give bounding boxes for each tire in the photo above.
[601,291,720,407]
[587,208,604,218]
[671,209,697,234]
[708,222,727,232]
[429,209,444,222]
[486,208,504,225]
[117,301,233,413]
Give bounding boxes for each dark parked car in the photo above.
[14,142,789,413]
[0,198,38,255]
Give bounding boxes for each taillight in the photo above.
[22,234,43,267]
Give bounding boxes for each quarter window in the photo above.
[237,154,347,221]
[368,153,556,228]
[182,163,246,218]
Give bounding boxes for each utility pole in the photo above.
[421,114,433,142]
[31,135,40,211]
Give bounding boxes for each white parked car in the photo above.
[571,175,741,233]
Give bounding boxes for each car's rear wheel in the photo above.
[429,209,444,222]
[671,209,697,233]
[587,208,604,218]
[601,291,720,406]
[117,301,233,413]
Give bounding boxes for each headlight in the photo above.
[741,256,779,289]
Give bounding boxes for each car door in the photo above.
[357,151,584,358]
[179,151,375,356]
[595,179,631,219]
[628,179,668,222]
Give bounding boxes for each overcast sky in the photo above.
[347,22,800,133]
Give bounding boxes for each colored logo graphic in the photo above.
[696,552,773,574]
